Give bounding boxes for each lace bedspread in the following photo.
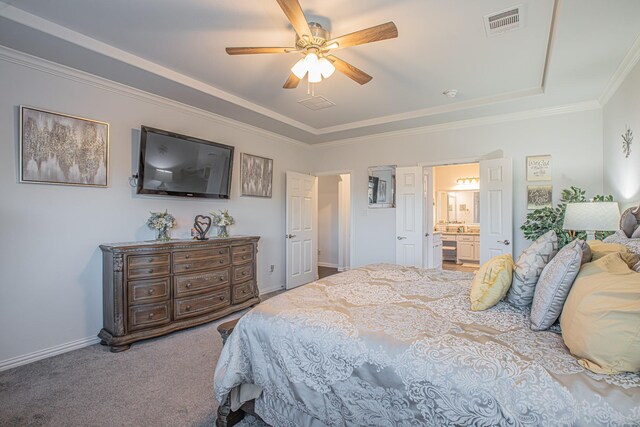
[214,264,640,426]
[604,230,640,255]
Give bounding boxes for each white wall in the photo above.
[0,55,310,367]
[312,109,604,267]
[603,59,640,204]
[318,175,339,267]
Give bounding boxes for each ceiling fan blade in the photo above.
[327,22,398,50]
[226,47,293,55]
[326,55,372,85]
[283,73,301,89]
[275,0,312,39]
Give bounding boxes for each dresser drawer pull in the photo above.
[148,289,155,295]
[148,312,155,319]
[219,277,225,281]
[184,264,191,270]
[241,271,247,276]
[185,254,190,259]
[186,282,192,289]
[242,255,247,260]
[148,258,154,263]
[219,259,224,264]
[219,296,225,301]
[242,289,247,294]
[148,269,154,274]
[186,305,192,311]
[218,250,225,254]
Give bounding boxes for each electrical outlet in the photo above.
[269,265,275,273]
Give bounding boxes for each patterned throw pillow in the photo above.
[530,240,585,331]
[469,254,514,311]
[506,230,558,307]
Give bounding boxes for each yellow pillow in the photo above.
[470,254,514,311]
[561,253,640,374]
[587,240,630,261]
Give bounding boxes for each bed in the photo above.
[214,264,639,426]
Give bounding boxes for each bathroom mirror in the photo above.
[437,190,480,224]
[368,165,395,208]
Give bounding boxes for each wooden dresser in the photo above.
[98,236,260,352]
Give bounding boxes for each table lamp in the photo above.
[563,202,620,240]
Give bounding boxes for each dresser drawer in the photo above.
[128,264,171,280]
[128,302,170,331]
[128,277,170,305]
[173,247,229,264]
[441,234,457,242]
[174,269,229,297]
[231,244,253,256]
[232,264,254,283]
[232,281,255,304]
[173,256,230,274]
[232,250,253,265]
[174,288,230,320]
[128,253,170,268]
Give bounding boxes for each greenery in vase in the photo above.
[146,210,176,231]
[210,209,235,226]
[521,186,615,248]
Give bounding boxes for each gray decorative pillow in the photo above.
[530,240,584,331]
[506,230,558,307]
[621,211,637,238]
[578,240,593,264]
[632,226,640,239]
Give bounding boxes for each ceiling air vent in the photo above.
[298,95,335,111]
[484,5,523,37]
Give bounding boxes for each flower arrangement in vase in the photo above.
[210,209,235,238]
[147,210,176,241]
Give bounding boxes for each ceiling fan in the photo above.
[225,0,398,89]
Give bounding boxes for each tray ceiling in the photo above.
[0,0,639,143]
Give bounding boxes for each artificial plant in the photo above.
[521,186,615,248]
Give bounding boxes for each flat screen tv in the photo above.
[137,126,234,199]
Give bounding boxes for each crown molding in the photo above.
[599,33,640,106]
[313,100,602,149]
[0,45,310,149]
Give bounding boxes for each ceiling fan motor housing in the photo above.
[296,22,329,49]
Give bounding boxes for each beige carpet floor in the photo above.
[0,310,252,427]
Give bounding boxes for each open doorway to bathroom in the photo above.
[425,163,480,273]
[317,173,351,279]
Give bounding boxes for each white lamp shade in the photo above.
[318,57,335,78]
[291,58,307,79]
[563,202,620,232]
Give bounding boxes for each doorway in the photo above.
[317,173,351,279]
[425,163,481,272]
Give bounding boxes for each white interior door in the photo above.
[286,171,318,289]
[479,158,513,264]
[396,166,423,267]
[423,167,434,268]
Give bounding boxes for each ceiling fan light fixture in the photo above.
[291,57,308,79]
[308,67,322,83]
[318,57,335,78]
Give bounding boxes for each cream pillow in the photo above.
[561,253,640,374]
[587,240,630,261]
[470,254,514,311]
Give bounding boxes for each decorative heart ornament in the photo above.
[193,215,212,240]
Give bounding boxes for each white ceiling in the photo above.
[0,0,639,143]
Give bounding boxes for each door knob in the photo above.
[425,233,430,237]
[397,236,407,240]
[497,239,511,245]
[285,234,297,239]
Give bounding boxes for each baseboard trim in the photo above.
[259,283,285,295]
[318,262,338,268]
[0,336,100,372]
